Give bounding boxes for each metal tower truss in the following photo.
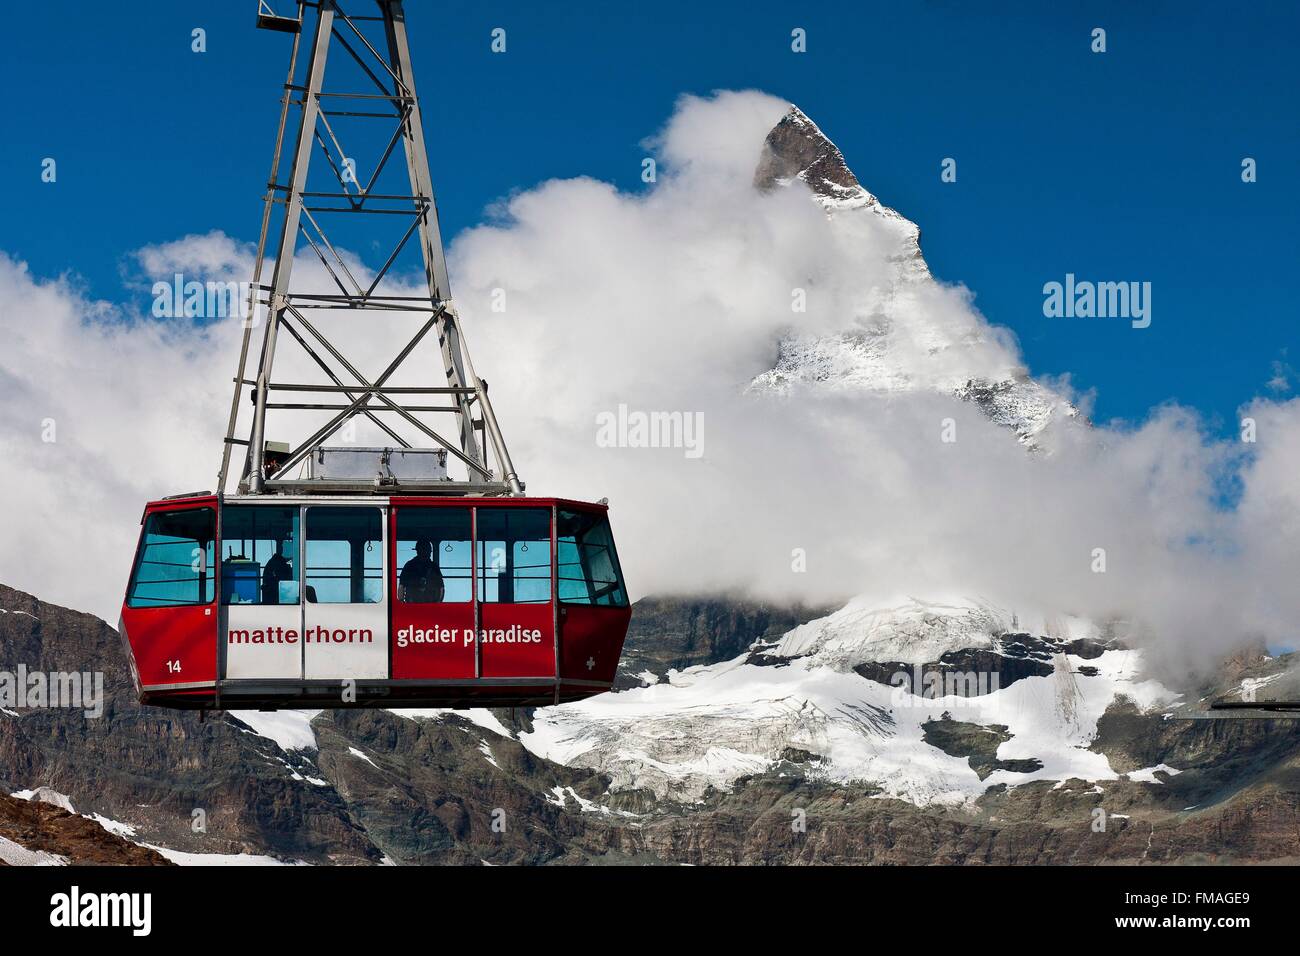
[220,0,523,497]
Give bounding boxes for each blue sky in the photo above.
[1,0,1295,433]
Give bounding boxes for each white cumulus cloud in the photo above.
[0,89,1296,678]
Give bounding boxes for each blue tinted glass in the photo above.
[395,507,472,603]
[305,507,383,604]
[128,508,216,607]
[475,508,551,604]
[221,506,299,606]
[557,538,587,602]
[556,509,628,607]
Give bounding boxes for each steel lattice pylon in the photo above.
[220,0,522,497]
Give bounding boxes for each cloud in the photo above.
[1266,355,1293,394]
[1,90,1297,677]
[0,252,233,620]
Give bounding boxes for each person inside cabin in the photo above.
[399,538,444,603]
[262,539,294,605]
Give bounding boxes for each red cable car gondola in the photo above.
[120,491,631,710]
[118,1,631,711]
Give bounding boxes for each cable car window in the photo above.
[557,509,629,607]
[221,506,300,605]
[304,507,383,604]
[127,508,216,608]
[476,508,551,604]
[395,508,472,603]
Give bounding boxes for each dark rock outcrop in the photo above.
[853,632,1114,694]
[922,716,1043,780]
[0,583,378,863]
[754,106,865,201]
[617,594,832,683]
[0,791,171,865]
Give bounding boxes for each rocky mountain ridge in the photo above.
[4,582,1300,865]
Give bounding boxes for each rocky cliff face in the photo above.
[0,583,379,863]
[616,595,834,686]
[754,107,895,213]
[0,790,170,865]
[3,582,1300,865]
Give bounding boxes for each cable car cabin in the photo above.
[118,494,632,711]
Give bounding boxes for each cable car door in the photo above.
[391,503,476,679]
[302,505,389,680]
[221,504,302,680]
[476,507,556,679]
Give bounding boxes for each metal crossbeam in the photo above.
[220,0,523,497]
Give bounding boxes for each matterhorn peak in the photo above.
[755,104,928,274]
[749,104,1075,446]
[754,105,878,209]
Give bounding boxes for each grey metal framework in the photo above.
[220,0,523,497]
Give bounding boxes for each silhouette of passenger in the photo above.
[399,538,444,603]
[262,540,293,604]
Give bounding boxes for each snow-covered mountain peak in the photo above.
[772,595,1007,669]
[522,596,1175,805]
[755,105,929,273]
[758,595,1104,681]
[749,105,1077,445]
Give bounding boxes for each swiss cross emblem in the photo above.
[585,657,596,671]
